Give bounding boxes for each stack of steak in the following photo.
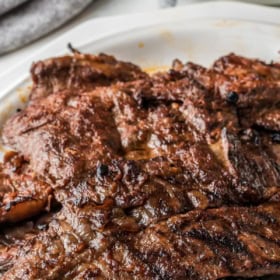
[0,51,279,279]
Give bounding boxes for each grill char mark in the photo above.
[1,53,280,279]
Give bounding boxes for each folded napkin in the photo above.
[0,0,93,55]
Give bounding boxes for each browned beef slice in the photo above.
[1,53,280,279]
[1,207,157,280]
[240,107,280,132]
[219,128,280,202]
[0,152,51,224]
[174,54,280,131]
[3,68,280,212]
[0,212,54,275]
[133,203,280,280]
[30,53,148,100]
[3,203,280,280]
[2,89,123,186]
[212,53,280,108]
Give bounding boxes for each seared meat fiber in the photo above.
[176,53,280,131]
[1,53,280,279]
[0,152,51,223]
[30,53,147,100]
[212,53,280,107]
[2,89,123,186]
[2,204,280,279]
[133,203,280,280]
[0,211,55,275]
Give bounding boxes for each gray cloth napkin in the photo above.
[0,0,29,15]
[0,0,93,55]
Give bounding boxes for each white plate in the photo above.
[81,18,279,68]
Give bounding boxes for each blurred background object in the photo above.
[159,0,178,8]
[0,0,93,54]
[0,0,29,15]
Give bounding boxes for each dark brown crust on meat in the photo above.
[0,211,54,275]
[133,203,280,280]
[0,152,51,224]
[1,53,280,279]
[2,203,280,280]
[30,53,148,100]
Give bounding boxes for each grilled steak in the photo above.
[0,53,280,279]
[0,211,55,275]
[133,203,280,280]
[0,152,51,223]
[30,53,148,101]
[2,203,280,279]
